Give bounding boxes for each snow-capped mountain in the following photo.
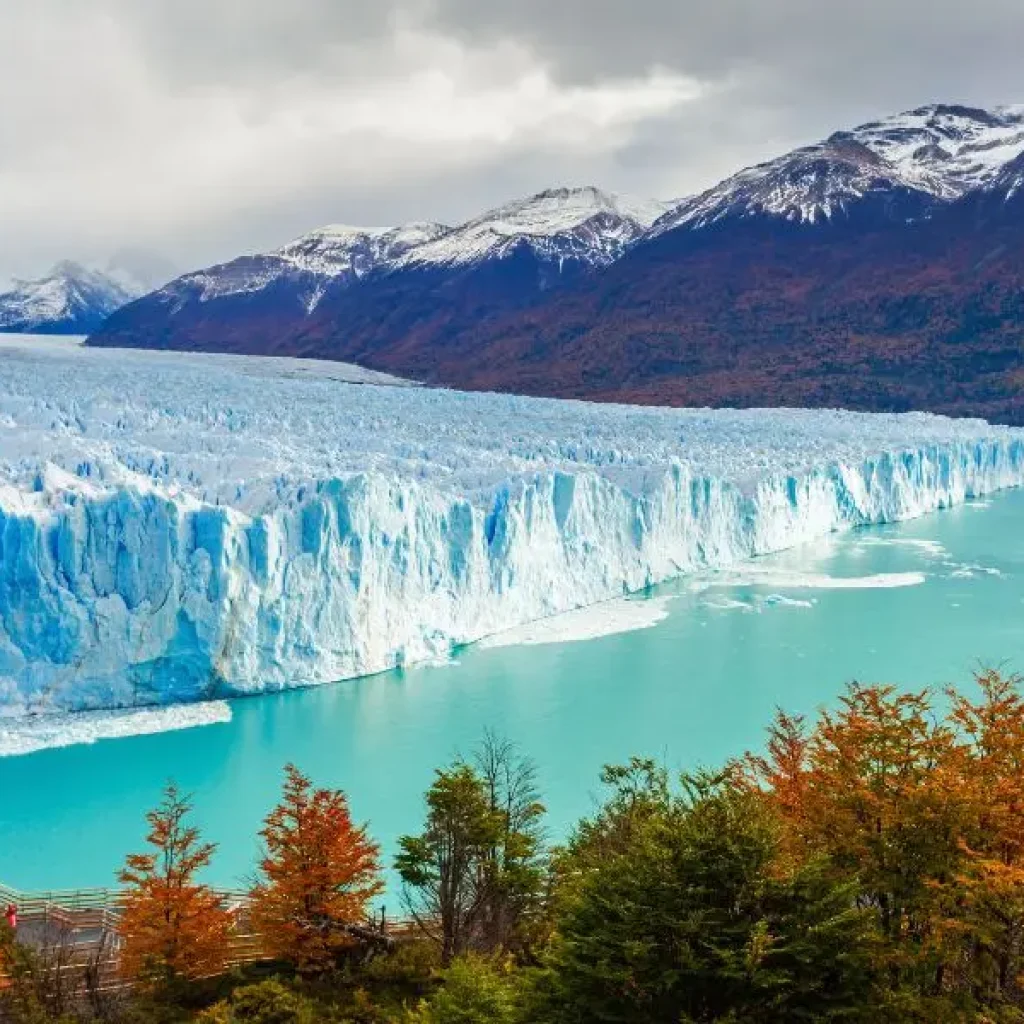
[0,261,146,334]
[89,103,1024,422]
[655,104,1024,231]
[141,186,666,315]
[90,186,669,356]
[397,187,670,270]
[172,222,450,313]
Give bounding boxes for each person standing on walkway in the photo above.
[3,903,16,933]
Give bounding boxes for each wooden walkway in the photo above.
[0,879,416,998]
[1,879,276,977]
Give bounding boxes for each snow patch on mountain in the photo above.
[170,221,453,311]
[396,187,672,269]
[848,104,1024,197]
[0,262,143,334]
[276,222,450,278]
[1,341,1022,716]
[656,104,1024,231]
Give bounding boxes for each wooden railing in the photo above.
[0,879,416,989]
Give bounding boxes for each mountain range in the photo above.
[88,103,1024,422]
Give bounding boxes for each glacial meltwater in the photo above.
[1,489,1023,892]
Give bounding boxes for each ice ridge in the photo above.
[1,340,1023,715]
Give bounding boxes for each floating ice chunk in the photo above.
[763,594,817,609]
[948,563,1004,579]
[478,597,672,649]
[0,702,232,757]
[698,570,927,590]
[854,538,948,557]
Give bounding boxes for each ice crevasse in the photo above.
[1,339,1024,714]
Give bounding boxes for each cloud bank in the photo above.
[1,0,1021,279]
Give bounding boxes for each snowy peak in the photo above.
[167,222,452,309]
[398,187,673,270]
[275,221,450,277]
[0,261,141,334]
[150,188,670,315]
[833,103,1024,197]
[656,103,1024,232]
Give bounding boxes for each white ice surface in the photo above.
[1,340,1023,715]
[477,596,672,650]
[0,701,232,757]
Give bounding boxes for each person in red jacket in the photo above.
[3,904,16,933]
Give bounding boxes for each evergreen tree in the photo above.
[545,769,879,1023]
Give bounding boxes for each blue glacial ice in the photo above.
[1,335,1023,714]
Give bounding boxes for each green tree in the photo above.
[545,768,879,1023]
[396,765,503,965]
[473,733,547,954]
[563,756,672,868]
[407,955,526,1024]
[196,979,320,1023]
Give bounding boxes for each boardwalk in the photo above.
[0,878,416,996]
[0,878,267,1000]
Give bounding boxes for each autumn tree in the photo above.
[946,670,1024,1004]
[249,764,383,975]
[118,783,232,991]
[754,685,971,986]
[742,673,1024,1016]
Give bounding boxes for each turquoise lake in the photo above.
[2,489,1024,896]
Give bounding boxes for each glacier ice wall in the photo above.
[1,336,1023,713]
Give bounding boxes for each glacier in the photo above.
[1,335,1024,715]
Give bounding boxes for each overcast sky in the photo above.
[2,0,1022,283]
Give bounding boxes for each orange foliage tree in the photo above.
[249,764,383,974]
[747,673,1024,1005]
[947,669,1024,999]
[118,783,232,990]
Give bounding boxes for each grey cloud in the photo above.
[424,0,1024,93]
[1,0,1022,282]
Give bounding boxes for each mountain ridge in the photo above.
[88,103,1024,423]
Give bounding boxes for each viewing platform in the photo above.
[0,878,414,995]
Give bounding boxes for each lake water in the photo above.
[1,489,1023,895]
